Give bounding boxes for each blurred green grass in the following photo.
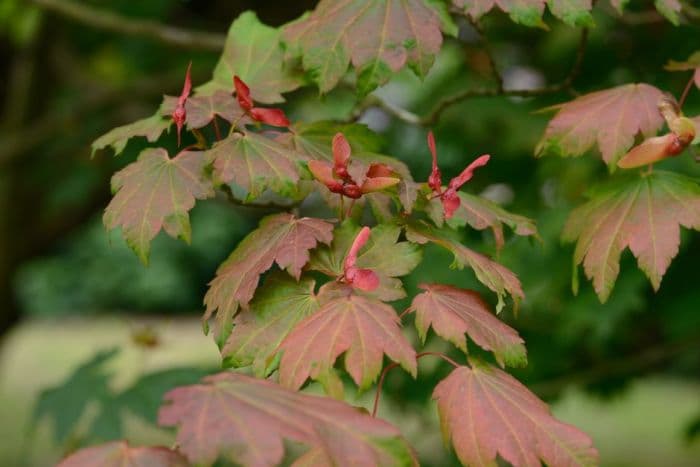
[1,317,698,467]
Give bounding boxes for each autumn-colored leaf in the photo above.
[443,193,537,249]
[666,51,700,90]
[563,171,700,302]
[278,291,417,393]
[205,131,307,199]
[104,148,214,264]
[406,221,524,312]
[407,284,526,367]
[453,0,594,28]
[434,363,598,467]
[280,121,384,161]
[159,372,416,467]
[309,222,422,301]
[197,11,302,102]
[58,441,187,467]
[283,0,445,95]
[223,273,320,376]
[537,83,666,167]
[203,213,333,343]
[91,112,171,157]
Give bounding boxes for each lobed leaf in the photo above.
[158,372,416,466]
[563,171,700,302]
[408,284,526,367]
[537,83,666,167]
[434,363,598,467]
[284,0,445,95]
[91,113,171,157]
[198,11,303,103]
[432,193,538,250]
[203,213,333,342]
[309,222,422,301]
[104,148,214,264]
[453,0,594,28]
[406,222,524,312]
[223,273,320,376]
[205,131,307,199]
[278,291,417,393]
[161,90,248,130]
[57,441,187,467]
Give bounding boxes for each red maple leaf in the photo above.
[308,132,400,199]
[234,75,290,127]
[171,61,192,147]
[426,131,490,219]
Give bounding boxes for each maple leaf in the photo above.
[159,372,416,467]
[438,192,538,250]
[161,90,248,130]
[57,441,187,467]
[91,112,171,157]
[278,291,417,393]
[453,0,594,28]
[309,222,422,301]
[204,131,307,199]
[406,221,524,312]
[563,171,700,302]
[197,11,302,103]
[203,213,333,343]
[666,51,700,90]
[283,0,445,95]
[104,148,214,264]
[433,363,598,467]
[407,284,527,367]
[654,0,682,24]
[280,121,384,161]
[223,272,320,376]
[536,83,666,167]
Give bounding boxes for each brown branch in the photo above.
[421,28,589,126]
[30,0,225,50]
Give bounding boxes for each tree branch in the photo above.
[422,28,589,126]
[30,0,225,50]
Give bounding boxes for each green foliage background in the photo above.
[1,0,699,465]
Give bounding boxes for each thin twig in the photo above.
[679,73,696,109]
[31,0,225,50]
[421,28,589,126]
[467,18,504,92]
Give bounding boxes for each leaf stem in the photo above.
[372,351,460,417]
[678,73,696,109]
[339,194,345,221]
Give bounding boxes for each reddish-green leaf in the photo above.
[280,122,384,161]
[537,84,666,167]
[406,221,524,312]
[434,363,598,467]
[453,0,594,28]
[205,131,307,199]
[407,284,526,367]
[428,193,537,250]
[92,113,171,157]
[654,0,682,24]
[284,0,445,95]
[278,291,417,393]
[158,372,416,467]
[104,148,214,264]
[58,441,187,467]
[162,90,248,130]
[309,222,422,301]
[203,213,333,341]
[666,51,700,90]
[198,11,302,103]
[223,273,320,376]
[563,171,700,302]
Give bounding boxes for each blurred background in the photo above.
[1,1,699,466]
